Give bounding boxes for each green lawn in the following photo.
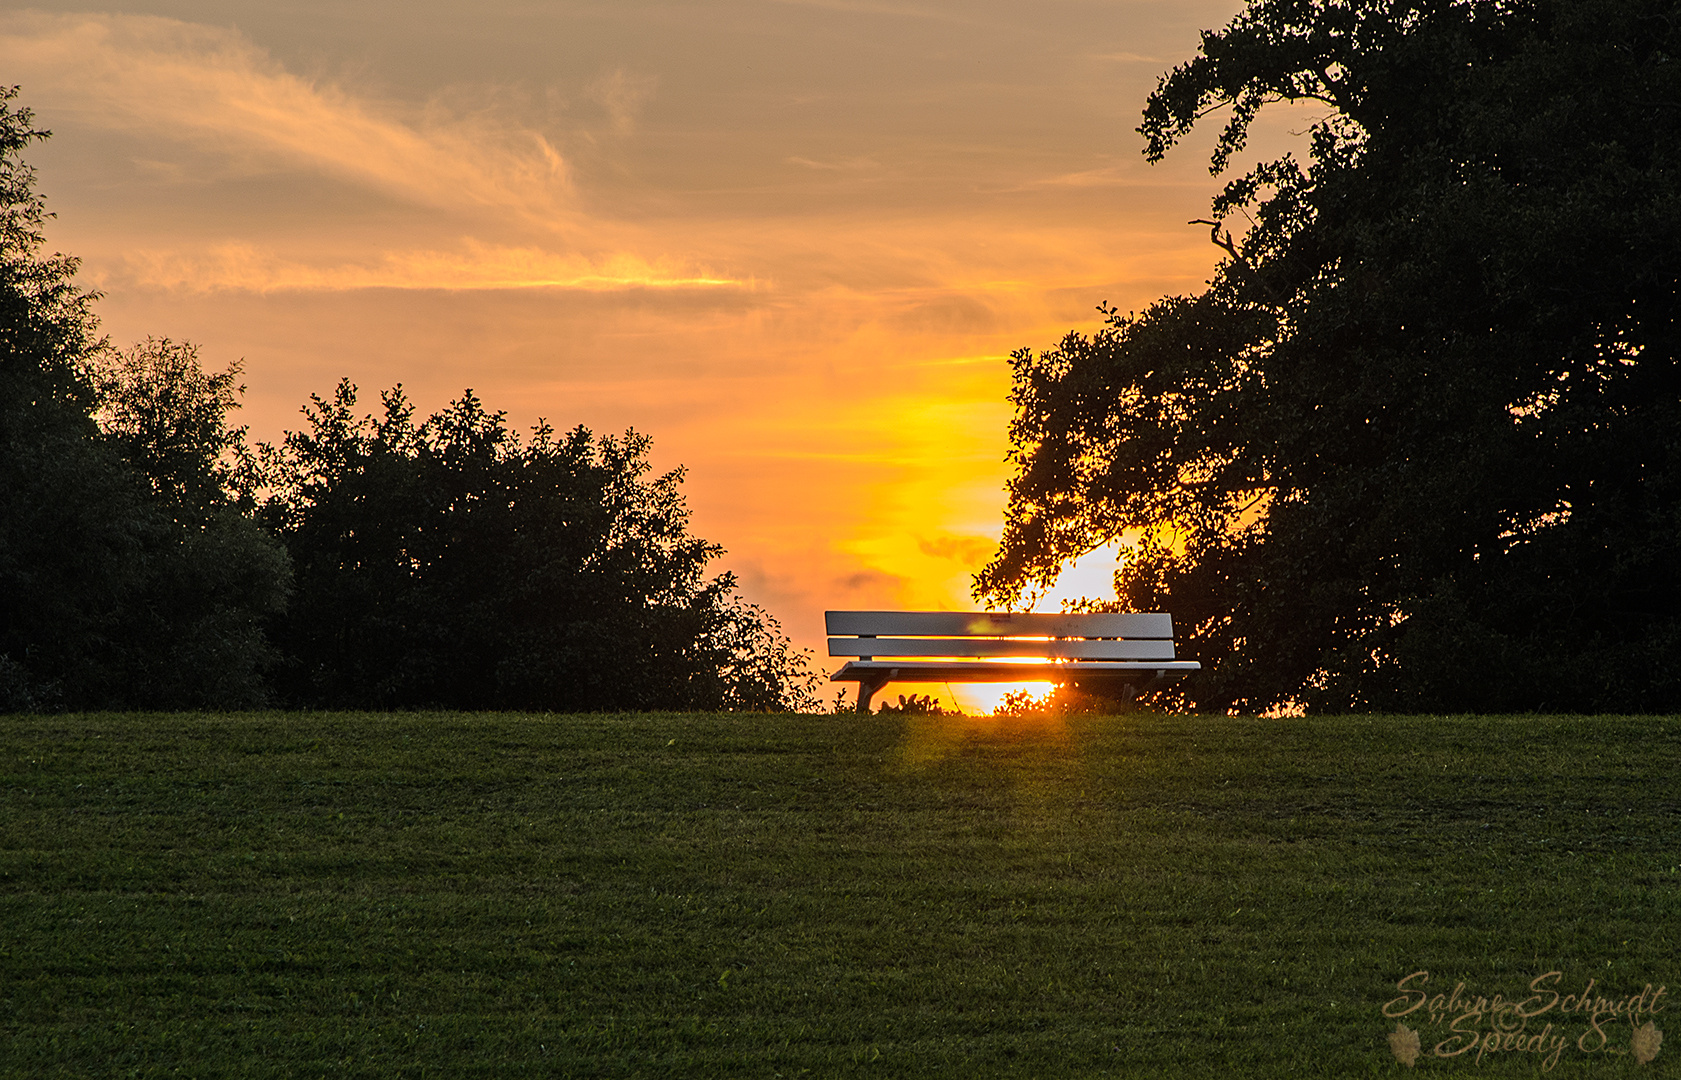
[1,711,1676,1078]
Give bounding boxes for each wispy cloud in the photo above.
[0,11,572,223]
[119,240,748,294]
[785,155,881,171]
[586,69,659,137]
[1014,165,1138,189]
[761,0,965,21]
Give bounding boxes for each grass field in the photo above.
[1,710,1677,1078]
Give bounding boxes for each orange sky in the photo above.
[6,1,1311,708]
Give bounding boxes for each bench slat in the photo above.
[831,659,1201,683]
[825,610,1173,638]
[828,637,1176,660]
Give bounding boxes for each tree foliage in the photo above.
[91,337,261,516]
[977,0,1681,712]
[0,89,288,709]
[260,381,819,712]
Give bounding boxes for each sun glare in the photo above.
[871,543,1137,715]
[946,681,1056,715]
[934,543,1129,714]
[1025,541,1127,613]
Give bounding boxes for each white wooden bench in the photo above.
[827,610,1201,713]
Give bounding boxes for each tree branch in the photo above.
[1189,219,1285,305]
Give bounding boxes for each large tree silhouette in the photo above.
[977,0,1681,712]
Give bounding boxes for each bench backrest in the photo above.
[825,610,1178,661]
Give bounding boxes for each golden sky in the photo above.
[6,1,1307,706]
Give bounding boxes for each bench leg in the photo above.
[856,672,890,714]
[1133,671,1169,701]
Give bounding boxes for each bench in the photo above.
[827,610,1201,713]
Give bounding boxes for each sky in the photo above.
[4,0,1302,708]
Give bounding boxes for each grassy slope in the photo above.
[0,711,1677,1078]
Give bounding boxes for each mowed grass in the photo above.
[1,711,1677,1079]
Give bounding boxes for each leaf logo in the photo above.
[1632,1020,1663,1065]
[1389,1022,1421,1067]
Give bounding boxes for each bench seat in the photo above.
[827,610,1200,713]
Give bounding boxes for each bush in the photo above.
[259,381,819,711]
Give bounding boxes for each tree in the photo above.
[91,337,261,517]
[261,380,820,711]
[86,337,292,706]
[977,0,1681,712]
[0,89,288,710]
